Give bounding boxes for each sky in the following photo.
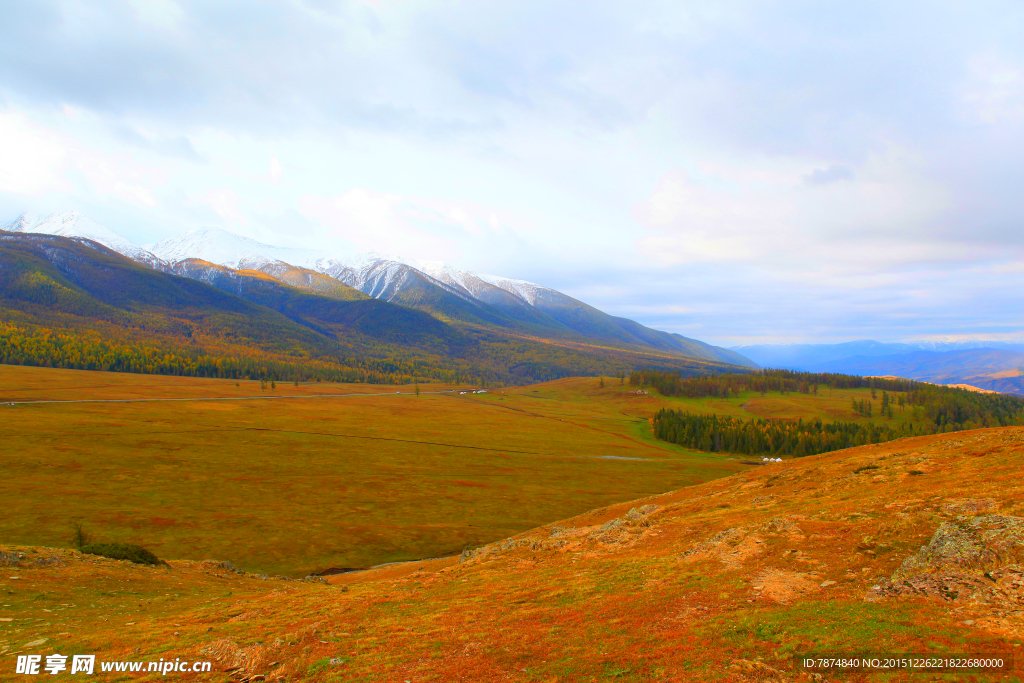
[1,0,1022,347]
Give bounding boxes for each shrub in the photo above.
[80,543,162,565]
[70,521,91,549]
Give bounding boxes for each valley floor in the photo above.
[0,365,742,575]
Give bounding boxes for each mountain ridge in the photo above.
[734,340,1024,395]
[4,211,754,368]
[0,230,751,385]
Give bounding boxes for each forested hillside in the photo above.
[0,232,747,385]
[636,369,1024,456]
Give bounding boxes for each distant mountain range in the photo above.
[1,211,755,381]
[733,341,1024,395]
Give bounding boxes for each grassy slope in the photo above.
[3,427,1022,681]
[0,366,745,576]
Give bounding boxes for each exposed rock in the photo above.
[894,515,1024,578]
[760,516,806,540]
[624,504,659,521]
[683,527,766,568]
[0,551,22,567]
[875,515,1024,617]
[589,518,628,544]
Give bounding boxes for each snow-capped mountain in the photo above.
[4,212,756,367]
[417,261,546,309]
[147,226,335,272]
[146,227,754,365]
[2,212,164,268]
[147,227,481,307]
[147,227,552,311]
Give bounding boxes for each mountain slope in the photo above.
[2,211,166,268]
[253,262,370,302]
[168,259,470,353]
[0,232,389,360]
[0,230,747,383]
[148,225,755,366]
[4,212,755,368]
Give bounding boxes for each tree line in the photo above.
[0,318,741,388]
[0,321,482,386]
[629,368,922,398]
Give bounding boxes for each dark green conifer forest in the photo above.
[640,369,1024,457]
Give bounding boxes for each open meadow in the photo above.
[0,365,758,576]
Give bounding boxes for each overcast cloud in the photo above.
[1,0,1022,345]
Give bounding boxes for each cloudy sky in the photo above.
[1,1,1022,346]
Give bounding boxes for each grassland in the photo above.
[3,425,1022,681]
[0,365,754,576]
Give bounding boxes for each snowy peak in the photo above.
[475,273,548,306]
[148,227,383,273]
[1,211,756,367]
[147,226,522,308]
[2,211,161,266]
[148,227,303,270]
[416,261,555,311]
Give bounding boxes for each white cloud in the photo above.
[127,0,184,30]
[634,146,957,276]
[961,52,1024,125]
[299,189,460,260]
[193,188,248,226]
[269,155,283,184]
[0,112,68,195]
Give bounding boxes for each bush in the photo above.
[80,543,162,565]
